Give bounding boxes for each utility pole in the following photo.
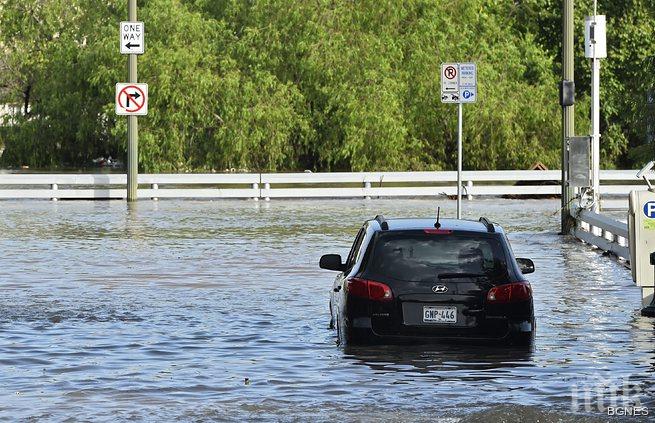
[561,0,576,234]
[127,0,138,202]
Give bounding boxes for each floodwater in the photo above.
[0,198,653,422]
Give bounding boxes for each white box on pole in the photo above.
[584,15,607,59]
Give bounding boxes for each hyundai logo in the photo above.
[432,285,448,294]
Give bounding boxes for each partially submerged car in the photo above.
[320,215,535,345]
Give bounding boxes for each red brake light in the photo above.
[347,278,393,302]
[423,229,453,234]
[486,282,532,304]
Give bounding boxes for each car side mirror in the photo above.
[516,258,535,275]
[320,254,345,272]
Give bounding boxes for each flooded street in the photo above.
[1,199,654,421]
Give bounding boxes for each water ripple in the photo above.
[0,199,653,421]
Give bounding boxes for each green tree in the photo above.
[2,0,652,172]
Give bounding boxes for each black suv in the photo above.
[320,216,535,345]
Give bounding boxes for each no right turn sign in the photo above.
[115,83,148,116]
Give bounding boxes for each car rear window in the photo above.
[365,232,508,282]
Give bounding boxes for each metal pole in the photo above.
[127,0,138,202]
[591,3,600,212]
[591,57,601,212]
[561,0,575,233]
[457,101,463,219]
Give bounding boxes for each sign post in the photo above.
[117,0,146,202]
[127,0,138,202]
[457,101,463,219]
[441,62,477,219]
[584,9,607,213]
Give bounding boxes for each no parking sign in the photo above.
[441,62,477,104]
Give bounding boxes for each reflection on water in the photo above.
[345,343,534,376]
[0,198,654,421]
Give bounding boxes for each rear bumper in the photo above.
[346,317,535,345]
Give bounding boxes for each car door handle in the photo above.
[334,286,342,292]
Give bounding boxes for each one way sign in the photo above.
[120,21,145,55]
[115,83,148,116]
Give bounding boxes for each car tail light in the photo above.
[486,282,532,304]
[423,229,453,235]
[347,278,393,302]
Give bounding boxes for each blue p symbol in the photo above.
[643,201,655,218]
[463,90,473,99]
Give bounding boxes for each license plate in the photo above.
[423,306,457,323]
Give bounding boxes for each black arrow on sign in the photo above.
[125,42,141,50]
[126,91,141,108]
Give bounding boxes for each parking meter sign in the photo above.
[441,62,477,104]
[459,63,477,88]
[460,87,477,104]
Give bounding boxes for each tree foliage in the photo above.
[0,0,652,171]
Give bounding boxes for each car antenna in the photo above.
[434,207,441,229]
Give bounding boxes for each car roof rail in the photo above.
[374,215,389,230]
[479,217,495,233]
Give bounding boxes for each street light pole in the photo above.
[127,0,138,202]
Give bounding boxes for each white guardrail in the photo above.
[573,209,630,262]
[0,169,646,201]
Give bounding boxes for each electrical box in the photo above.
[559,80,575,107]
[585,15,607,59]
[569,136,591,188]
[628,190,655,307]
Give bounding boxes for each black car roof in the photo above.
[367,217,504,234]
